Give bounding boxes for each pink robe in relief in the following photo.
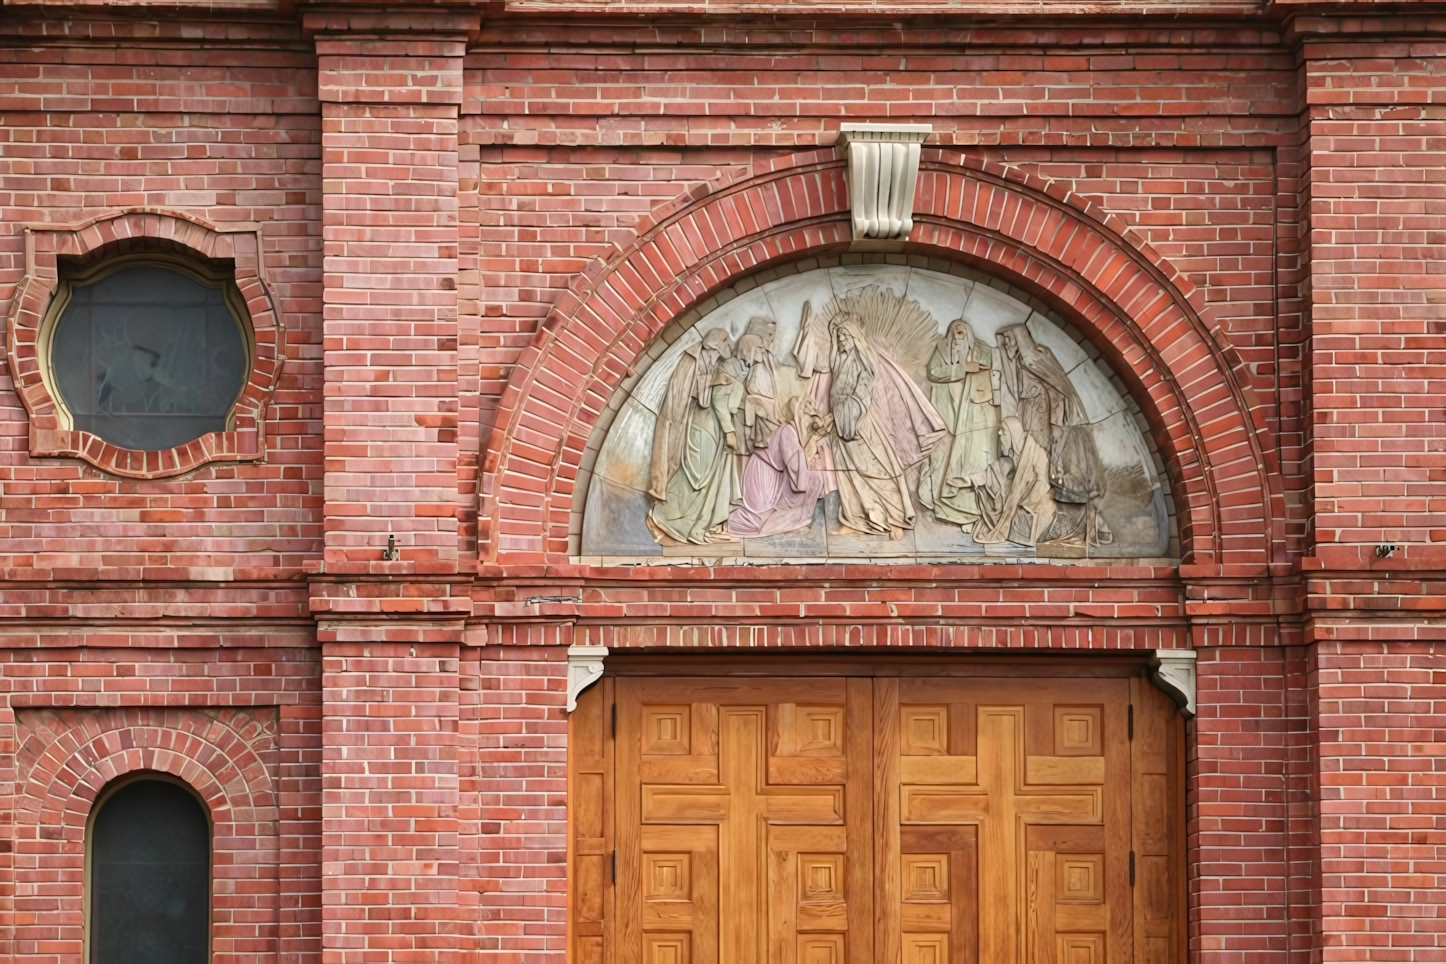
[727,423,826,538]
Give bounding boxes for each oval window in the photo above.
[89,777,211,964]
[49,262,249,452]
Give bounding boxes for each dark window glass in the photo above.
[51,264,248,451]
[90,778,210,964]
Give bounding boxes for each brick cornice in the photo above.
[301,5,480,40]
[1285,11,1446,39]
[309,578,474,618]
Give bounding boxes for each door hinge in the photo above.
[611,703,617,738]
[1129,850,1136,886]
[1127,704,1134,741]
[611,850,617,884]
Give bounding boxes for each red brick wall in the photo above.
[0,17,324,580]
[0,640,321,964]
[469,643,568,958]
[0,9,1436,964]
[1302,38,1446,568]
[1311,640,1446,964]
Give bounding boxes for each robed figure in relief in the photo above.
[970,415,1057,544]
[647,327,749,544]
[736,316,781,455]
[917,318,1000,528]
[991,323,1110,546]
[648,326,731,500]
[827,312,947,538]
[727,394,831,538]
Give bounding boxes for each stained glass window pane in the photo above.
[90,778,210,964]
[51,264,248,451]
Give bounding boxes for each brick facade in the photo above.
[0,4,1439,964]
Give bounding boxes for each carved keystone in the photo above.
[1149,649,1197,718]
[566,645,608,713]
[837,123,932,241]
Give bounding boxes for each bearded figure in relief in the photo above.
[827,310,946,539]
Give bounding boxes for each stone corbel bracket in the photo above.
[566,645,608,713]
[1150,649,1197,718]
[837,123,932,243]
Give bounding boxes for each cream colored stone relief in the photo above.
[582,265,1172,563]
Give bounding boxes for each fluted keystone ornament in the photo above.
[838,123,932,241]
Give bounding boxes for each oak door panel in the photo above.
[571,679,614,964]
[616,678,873,964]
[881,679,1133,964]
[1129,679,1185,964]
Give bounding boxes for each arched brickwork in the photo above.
[480,149,1279,567]
[8,706,280,964]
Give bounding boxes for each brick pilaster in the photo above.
[318,629,463,963]
[316,12,472,576]
[1301,31,1446,570]
[312,11,478,962]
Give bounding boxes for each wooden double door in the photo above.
[570,673,1183,964]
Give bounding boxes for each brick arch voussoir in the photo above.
[483,150,1274,566]
[482,158,850,559]
[935,151,1210,317]
[914,157,1278,561]
[17,709,275,839]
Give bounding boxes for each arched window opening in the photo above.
[88,775,211,964]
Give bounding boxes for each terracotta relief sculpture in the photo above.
[994,323,1112,547]
[728,395,831,538]
[587,265,1170,561]
[970,414,1057,545]
[648,326,730,501]
[917,318,1000,529]
[737,316,780,455]
[646,327,747,544]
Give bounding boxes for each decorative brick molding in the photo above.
[5,209,284,479]
[480,149,1279,568]
[6,706,281,964]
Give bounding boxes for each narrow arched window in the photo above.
[88,776,211,964]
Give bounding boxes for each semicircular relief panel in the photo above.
[581,264,1175,563]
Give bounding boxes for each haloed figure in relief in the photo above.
[828,312,947,539]
[647,326,748,545]
[917,318,1000,530]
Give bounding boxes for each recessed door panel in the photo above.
[879,679,1132,964]
[614,679,873,964]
